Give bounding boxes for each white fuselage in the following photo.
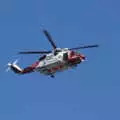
[34,48,82,75]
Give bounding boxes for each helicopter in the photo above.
[7,29,98,78]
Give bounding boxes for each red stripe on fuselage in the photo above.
[47,64,64,73]
[22,61,39,74]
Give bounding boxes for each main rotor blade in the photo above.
[69,44,99,50]
[43,29,57,49]
[18,50,51,54]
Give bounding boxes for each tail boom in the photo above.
[8,61,39,74]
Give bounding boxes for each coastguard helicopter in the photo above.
[7,29,98,78]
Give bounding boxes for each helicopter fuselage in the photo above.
[34,49,85,75]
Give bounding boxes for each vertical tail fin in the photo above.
[7,59,23,74]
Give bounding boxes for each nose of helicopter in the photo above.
[79,54,86,61]
[68,52,86,63]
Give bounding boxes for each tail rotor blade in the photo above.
[6,62,12,72]
[6,67,10,72]
[6,59,19,72]
[13,59,18,65]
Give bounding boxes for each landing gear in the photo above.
[50,75,55,78]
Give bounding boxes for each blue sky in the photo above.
[0,0,120,120]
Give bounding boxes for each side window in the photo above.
[58,55,62,58]
[46,56,50,60]
[63,53,68,61]
[46,55,53,60]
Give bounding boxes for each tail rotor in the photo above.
[6,59,19,72]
